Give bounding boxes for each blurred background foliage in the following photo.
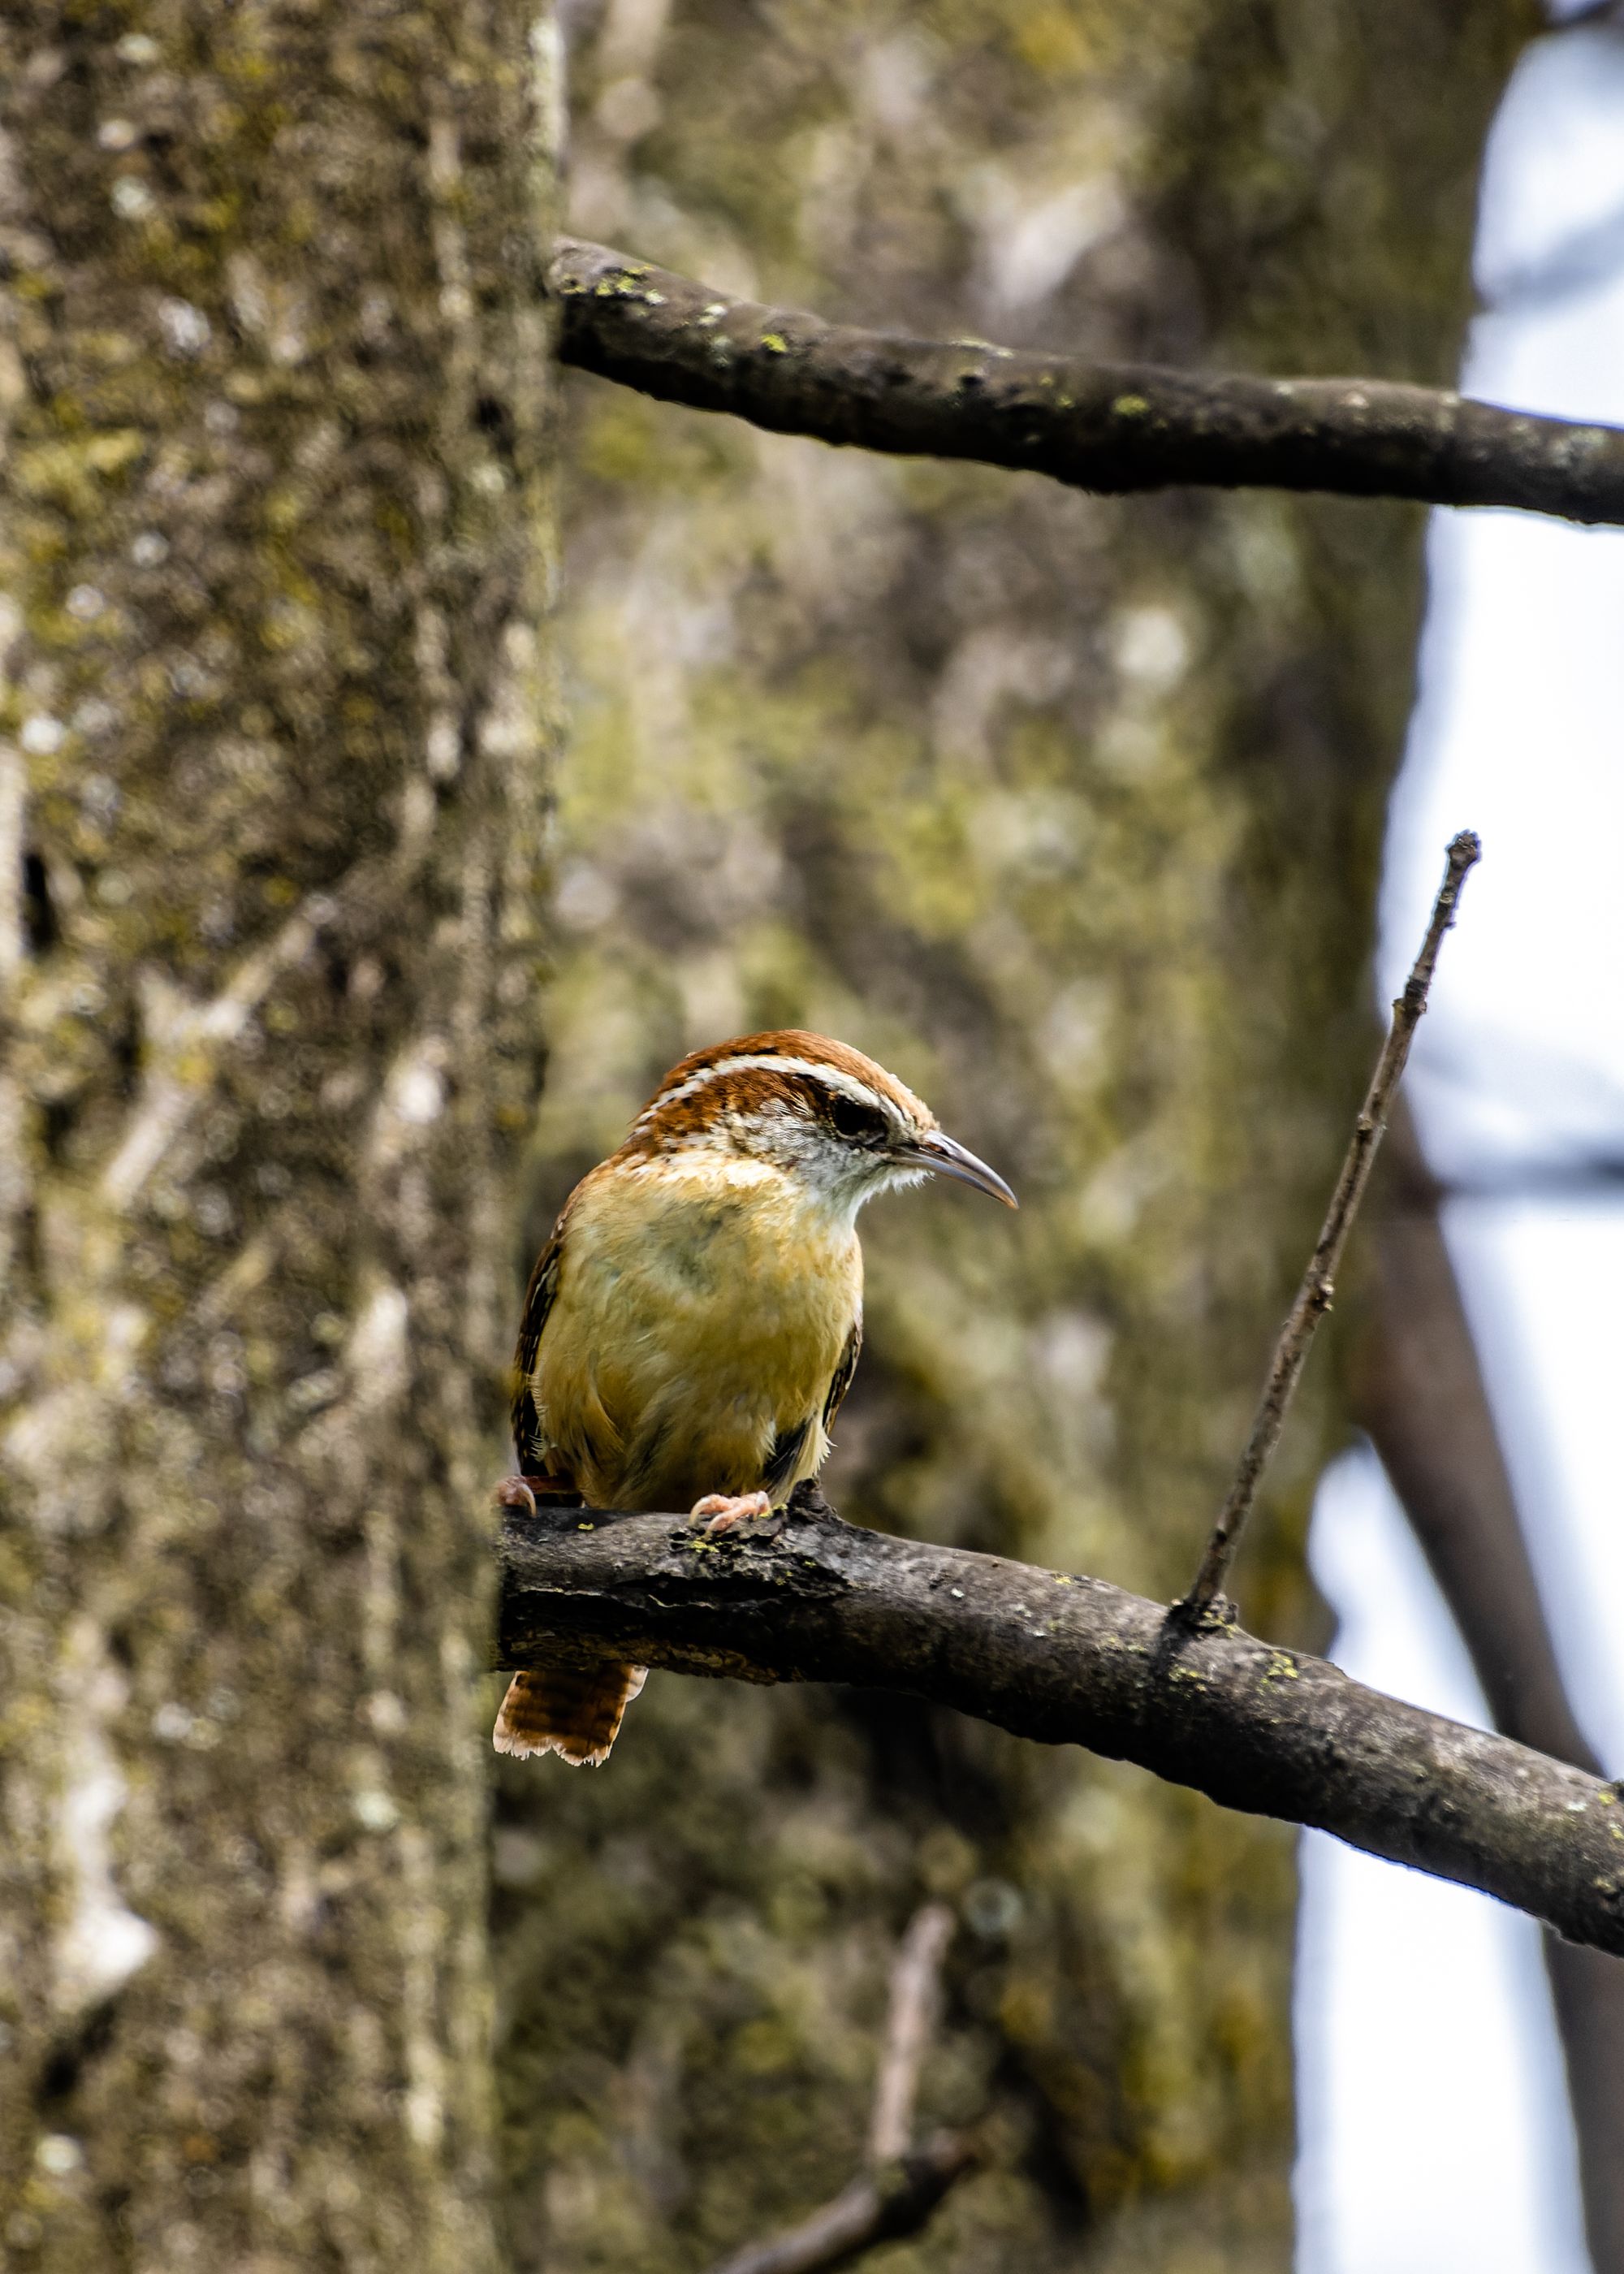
[494,4,1530,2267]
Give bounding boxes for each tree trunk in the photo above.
[495,3,1530,2269]
[0,5,557,2267]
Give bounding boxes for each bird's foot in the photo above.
[689,1490,773,1535]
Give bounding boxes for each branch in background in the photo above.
[869,1904,955,2166]
[496,1492,1624,1961]
[1435,1153,1624,1197]
[1180,830,1479,1618]
[1549,0,1623,29]
[1358,1100,1624,2271]
[547,240,1624,527]
[710,1903,974,2274]
[1359,1105,1598,1767]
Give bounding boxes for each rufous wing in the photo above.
[511,1218,567,1477]
[493,1661,649,1767]
[823,1314,862,1435]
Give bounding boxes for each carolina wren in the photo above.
[494,1029,1016,1765]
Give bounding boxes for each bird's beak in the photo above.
[902,1129,1018,1208]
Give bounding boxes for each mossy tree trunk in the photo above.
[0,4,556,2268]
[495,4,1531,2270]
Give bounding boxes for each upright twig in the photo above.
[868,1904,955,2167]
[1175,830,1481,1621]
[707,1904,974,2274]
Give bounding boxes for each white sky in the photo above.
[1294,24,1624,2271]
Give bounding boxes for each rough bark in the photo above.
[0,5,557,2268]
[548,235,1624,525]
[495,6,1533,2272]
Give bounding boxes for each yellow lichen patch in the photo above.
[15,430,149,510]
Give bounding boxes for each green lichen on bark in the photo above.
[0,3,559,2267]
[494,3,1531,2270]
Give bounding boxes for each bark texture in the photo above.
[495,5,1531,2271]
[0,4,557,2268]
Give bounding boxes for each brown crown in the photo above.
[628,1029,934,1149]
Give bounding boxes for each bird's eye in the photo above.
[830,1094,889,1146]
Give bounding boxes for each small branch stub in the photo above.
[1177,830,1481,1621]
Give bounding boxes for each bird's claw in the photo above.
[689,1490,773,1535]
[494,1473,585,1519]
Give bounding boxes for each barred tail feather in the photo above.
[493,1662,648,1766]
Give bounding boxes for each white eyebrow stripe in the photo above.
[635,1053,900,1128]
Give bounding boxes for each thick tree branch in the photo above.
[548,238,1624,527]
[496,1494,1624,1959]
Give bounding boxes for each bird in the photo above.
[493,1028,1017,1766]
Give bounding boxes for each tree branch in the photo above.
[548,239,1624,527]
[496,1492,1624,1960]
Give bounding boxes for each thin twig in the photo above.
[1175,830,1481,1621]
[547,238,1624,528]
[868,1904,954,2167]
